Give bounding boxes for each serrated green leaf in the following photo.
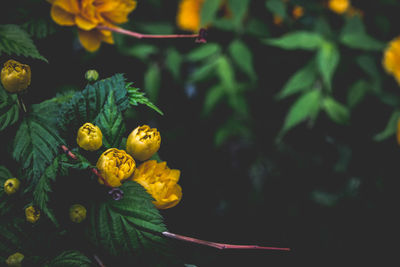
[127,85,163,115]
[265,0,286,18]
[317,42,340,90]
[228,39,256,81]
[22,18,56,39]
[276,60,317,100]
[347,80,369,109]
[45,250,92,267]
[0,86,20,131]
[165,47,182,80]
[373,110,400,141]
[59,74,129,138]
[0,166,14,215]
[264,31,324,50]
[0,24,47,62]
[322,97,350,125]
[280,90,322,136]
[94,91,125,149]
[86,181,173,263]
[0,165,13,180]
[144,64,161,103]
[186,43,221,62]
[201,0,224,27]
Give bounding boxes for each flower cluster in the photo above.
[47,0,137,52]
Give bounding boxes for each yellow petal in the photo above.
[78,29,102,52]
[75,15,98,30]
[51,5,76,26]
[53,0,80,14]
[101,0,137,24]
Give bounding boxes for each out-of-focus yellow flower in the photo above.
[3,178,20,195]
[96,148,135,187]
[292,5,304,20]
[273,15,283,26]
[69,204,87,223]
[5,252,24,267]
[76,122,103,151]
[1,60,31,94]
[328,0,350,14]
[176,0,204,32]
[126,125,161,161]
[47,0,137,52]
[383,36,400,86]
[25,206,40,223]
[132,160,182,209]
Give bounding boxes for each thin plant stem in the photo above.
[162,231,291,251]
[93,254,106,267]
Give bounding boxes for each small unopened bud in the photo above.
[126,125,161,161]
[25,206,40,223]
[1,60,31,93]
[69,204,87,223]
[5,252,24,267]
[85,69,99,82]
[3,178,20,195]
[76,122,103,151]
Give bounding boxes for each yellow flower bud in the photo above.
[96,148,136,187]
[132,160,182,209]
[69,204,87,223]
[85,69,99,82]
[25,206,40,223]
[126,125,161,161]
[1,60,31,93]
[76,122,103,151]
[3,178,20,195]
[5,252,24,267]
[328,0,350,14]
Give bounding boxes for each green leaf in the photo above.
[264,31,324,50]
[165,47,182,80]
[0,166,14,215]
[45,250,92,267]
[265,0,286,18]
[137,22,174,34]
[86,181,173,262]
[0,85,20,131]
[22,17,56,39]
[276,60,317,100]
[228,39,256,81]
[202,85,225,116]
[144,63,161,103]
[280,90,322,136]
[347,80,369,109]
[217,56,236,92]
[322,97,350,125]
[127,85,163,115]
[340,17,384,51]
[189,58,219,82]
[0,219,28,263]
[201,0,224,27]
[94,91,126,149]
[373,110,400,142]
[317,42,340,90]
[186,43,221,62]
[356,55,382,92]
[13,102,64,190]
[227,0,250,25]
[123,44,158,61]
[59,74,129,136]
[0,24,47,62]
[0,165,13,180]
[214,118,252,146]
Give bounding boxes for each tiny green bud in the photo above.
[85,69,99,82]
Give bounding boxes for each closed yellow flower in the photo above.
[1,60,31,94]
[328,0,350,14]
[3,178,20,195]
[132,160,182,209]
[96,148,135,187]
[176,0,204,32]
[292,5,304,20]
[69,204,87,223]
[383,36,400,86]
[5,252,24,267]
[25,206,40,223]
[77,122,103,151]
[47,0,137,52]
[126,125,161,161]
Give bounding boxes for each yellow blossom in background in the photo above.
[5,252,24,267]
[383,36,400,86]
[3,178,20,195]
[328,0,350,14]
[47,0,137,52]
[126,125,161,161]
[1,60,31,94]
[69,204,87,223]
[96,148,136,187]
[176,0,204,32]
[76,122,103,151]
[292,5,304,20]
[25,206,40,223]
[132,160,182,209]
[273,15,283,26]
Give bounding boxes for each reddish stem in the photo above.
[96,25,206,42]
[93,254,106,267]
[162,232,290,251]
